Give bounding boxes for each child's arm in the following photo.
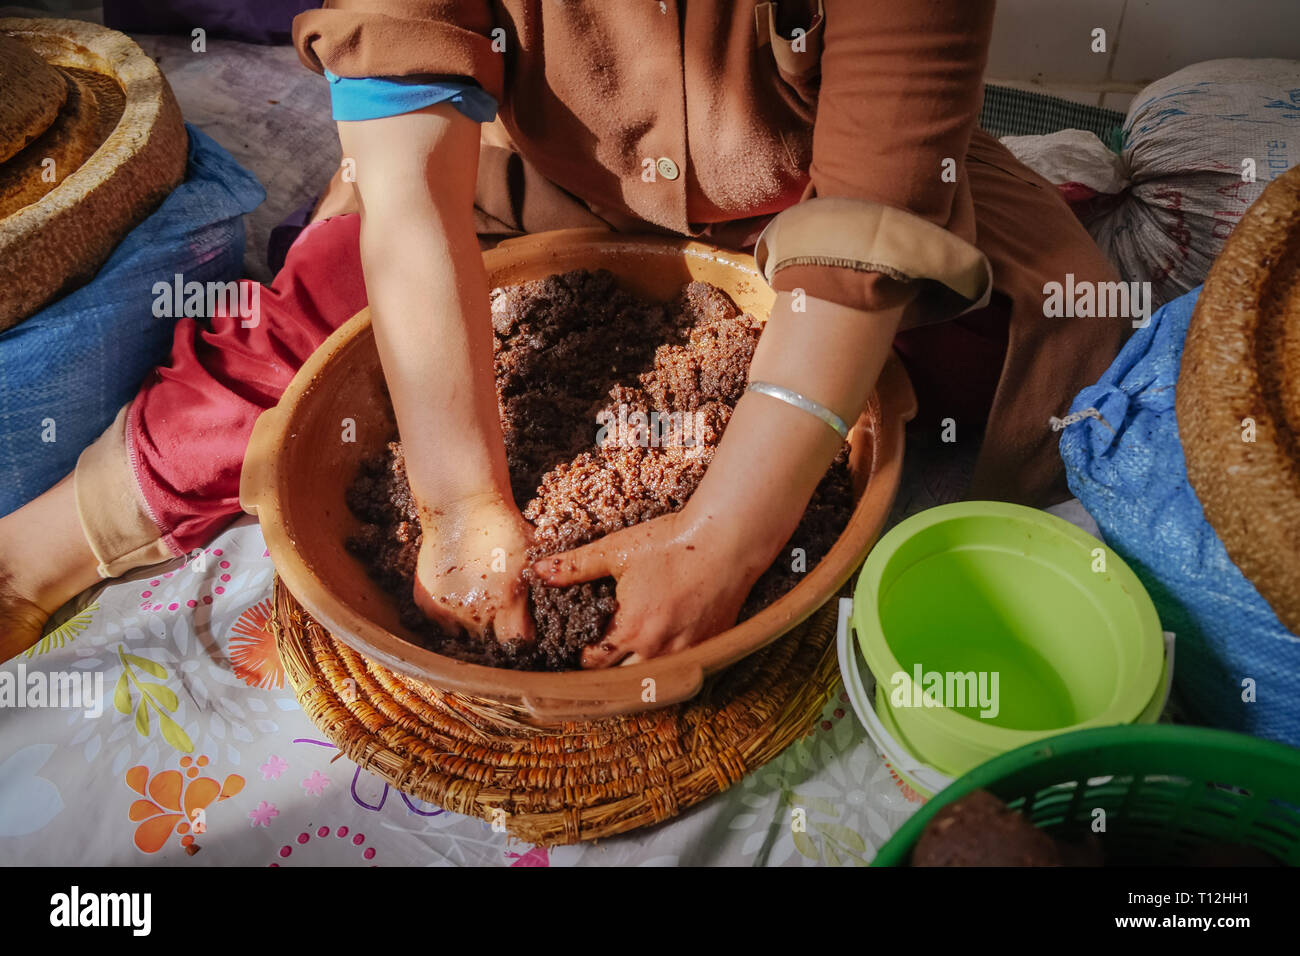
[338,105,534,644]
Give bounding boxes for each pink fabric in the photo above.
[128,213,368,554]
[1058,181,1100,204]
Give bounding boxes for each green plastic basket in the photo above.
[872,725,1300,866]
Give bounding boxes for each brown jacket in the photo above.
[293,0,1128,504]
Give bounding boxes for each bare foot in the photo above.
[0,572,48,662]
[0,474,101,662]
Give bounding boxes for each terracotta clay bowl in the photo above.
[241,229,916,724]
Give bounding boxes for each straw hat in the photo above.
[1178,163,1300,636]
[0,18,187,331]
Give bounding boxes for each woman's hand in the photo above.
[414,491,535,644]
[531,505,775,667]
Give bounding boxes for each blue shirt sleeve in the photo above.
[324,69,498,123]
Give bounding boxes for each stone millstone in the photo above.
[1177,164,1300,636]
[0,18,188,331]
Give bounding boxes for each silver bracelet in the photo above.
[746,381,850,439]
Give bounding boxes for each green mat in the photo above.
[981,84,1126,152]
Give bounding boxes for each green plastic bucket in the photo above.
[872,724,1300,866]
[847,502,1167,783]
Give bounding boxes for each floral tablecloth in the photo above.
[1,419,1100,867]
[1,517,937,867]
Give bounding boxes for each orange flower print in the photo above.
[230,598,285,689]
[126,754,245,854]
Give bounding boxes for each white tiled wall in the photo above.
[986,0,1300,113]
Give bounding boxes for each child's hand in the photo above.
[413,492,536,644]
[531,506,773,666]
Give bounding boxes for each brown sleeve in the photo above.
[756,0,996,324]
[292,0,505,102]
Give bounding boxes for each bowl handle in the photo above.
[238,404,283,517]
[519,663,706,724]
[878,352,919,428]
[835,598,954,795]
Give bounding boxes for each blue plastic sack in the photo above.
[1060,287,1300,747]
[0,124,264,515]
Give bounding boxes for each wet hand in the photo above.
[531,508,774,667]
[413,492,536,644]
